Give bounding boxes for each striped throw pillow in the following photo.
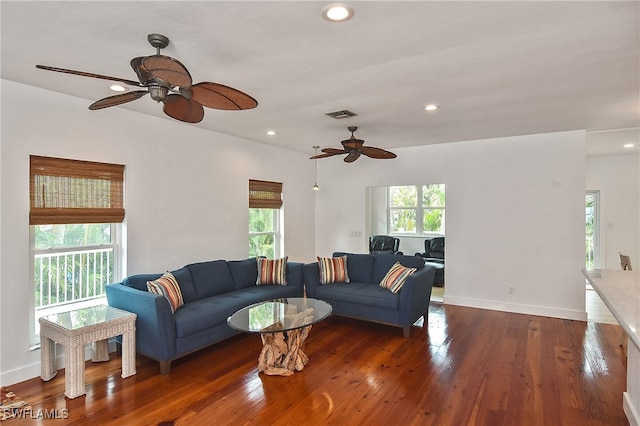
[256,257,287,285]
[317,256,350,284]
[147,272,184,313]
[379,262,416,294]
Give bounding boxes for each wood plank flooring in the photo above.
[5,302,628,425]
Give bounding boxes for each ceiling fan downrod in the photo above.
[147,33,169,55]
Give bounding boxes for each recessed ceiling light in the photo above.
[266,130,277,136]
[624,143,635,148]
[322,4,354,22]
[424,104,439,111]
[110,84,126,92]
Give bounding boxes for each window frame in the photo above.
[585,190,600,270]
[388,184,445,236]
[249,207,283,259]
[29,222,123,347]
[28,155,126,347]
[248,180,283,259]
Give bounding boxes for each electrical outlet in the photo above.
[508,286,515,295]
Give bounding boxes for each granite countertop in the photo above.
[582,268,640,351]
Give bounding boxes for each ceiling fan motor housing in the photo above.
[149,85,168,102]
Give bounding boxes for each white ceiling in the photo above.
[2,1,639,157]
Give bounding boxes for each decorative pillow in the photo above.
[147,272,184,313]
[379,262,416,294]
[256,257,287,285]
[317,256,350,284]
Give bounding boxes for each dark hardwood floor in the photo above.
[5,302,629,425]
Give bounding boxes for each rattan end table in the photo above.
[39,305,137,399]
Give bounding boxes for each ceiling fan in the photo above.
[36,34,258,124]
[311,126,397,163]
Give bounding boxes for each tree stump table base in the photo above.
[257,308,314,376]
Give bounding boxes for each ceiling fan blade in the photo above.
[361,146,397,159]
[322,148,347,154]
[88,90,148,110]
[163,94,204,123]
[191,82,258,110]
[36,65,144,87]
[130,57,155,84]
[344,151,361,163]
[141,55,192,88]
[311,150,346,159]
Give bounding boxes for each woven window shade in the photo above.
[30,155,125,225]
[249,179,282,209]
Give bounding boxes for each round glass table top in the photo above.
[227,297,332,333]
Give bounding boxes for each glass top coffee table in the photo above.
[227,297,332,376]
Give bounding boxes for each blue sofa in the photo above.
[303,253,435,338]
[106,258,304,374]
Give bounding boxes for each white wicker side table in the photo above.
[39,305,137,399]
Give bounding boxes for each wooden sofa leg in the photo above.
[403,326,410,340]
[159,360,171,375]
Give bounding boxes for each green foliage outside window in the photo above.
[389,184,445,235]
[422,184,445,234]
[34,224,113,308]
[585,194,596,269]
[249,208,276,258]
[35,224,111,249]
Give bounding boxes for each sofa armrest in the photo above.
[106,283,177,361]
[397,265,435,326]
[303,263,321,298]
[286,262,305,296]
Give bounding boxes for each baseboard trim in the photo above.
[624,392,640,426]
[1,341,118,387]
[443,295,588,321]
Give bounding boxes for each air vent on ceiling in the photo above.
[325,109,357,119]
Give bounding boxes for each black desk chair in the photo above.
[415,237,445,286]
[369,235,401,255]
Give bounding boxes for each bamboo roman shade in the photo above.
[30,155,125,225]
[249,179,282,209]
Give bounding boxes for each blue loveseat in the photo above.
[303,252,435,338]
[106,258,304,374]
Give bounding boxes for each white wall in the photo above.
[0,80,316,385]
[315,131,587,321]
[586,154,640,269]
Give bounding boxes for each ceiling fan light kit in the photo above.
[311,126,397,163]
[36,33,258,124]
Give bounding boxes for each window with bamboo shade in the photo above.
[249,179,282,209]
[29,155,125,225]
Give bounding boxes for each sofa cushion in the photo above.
[379,261,416,293]
[186,260,235,298]
[372,254,424,284]
[333,252,375,283]
[228,258,259,290]
[174,285,299,338]
[257,257,287,285]
[170,266,198,303]
[318,255,350,284]
[122,273,162,291]
[315,282,399,310]
[147,272,184,313]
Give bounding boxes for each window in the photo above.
[585,191,600,270]
[248,179,283,258]
[29,156,124,341]
[389,184,445,235]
